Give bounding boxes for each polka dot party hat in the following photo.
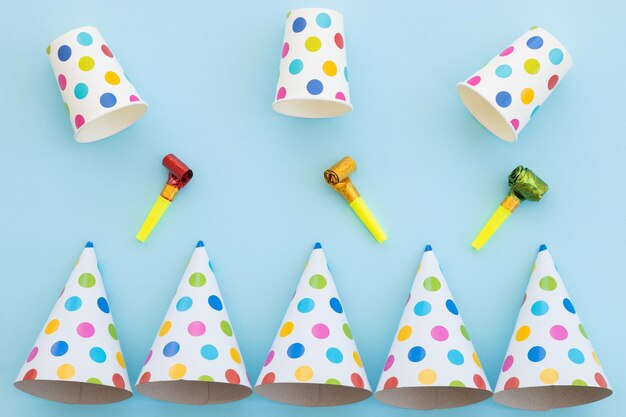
[493,245,612,410]
[457,27,572,142]
[135,241,252,404]
[255,243,371,406]
[273,8,352,118]
[375,245,492,409]
[14,242,132,404]
[47,26,147,143]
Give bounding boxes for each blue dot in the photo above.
[527,36,544,49]
[77,32,93,46]
[414,301,431,316]
[297,298,315,313]
[97,297,110,313]
[408,346,426,362]
[563,298,576,314]
[306,79,323,95]
[57,45,72,61]
[208,260,214,272]
[549,48,564,65]
[201,344,218,360]
[65,296,82,311]
[447,349,464,365]
[496,91,512,108]
[446,299,459,315]
[289,59,303,75]
[89,347,106,363]
[531,300,549,316]
[287,342,305,359]
[344,66,349,81]
[316,13,331,28]
[208,295,223,311]
[292,17,306,33]
[495,64,512,78]
[100,93,117,108]
[329,297,343,313]
[527,346,546,362]
[50,341,69,356]
[176,296,192,311]
[163,341,180,357]
[74,83,89,99]
[326,347,343,363]
[568,348,585,364]
[531,105,541,118]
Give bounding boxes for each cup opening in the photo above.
[135,380,252,404]
[493,385,612,410]
[255,382,371,406]
[74,102,148,143]
[14,379,132,404]
[273,98,352,119]
[375,386,492,410]
[457,84,517,142]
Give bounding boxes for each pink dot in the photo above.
[383,354,395,371]
[58,74,67,91]
[144,350,153,365]
[77,322,95,338]
[282,42,289,58]
[276,87,286,100]
[550,325,568,341]
[75,114,85,129]
[511,119,520,130]
[467,76,481,86]
[335,92,346,101]
[431,325,449,341]
[500,46,514,56]
[188,321,206,336]
[312,323,330,339]
[502,355,514,372]
[129,95,140,102]
[26,347,38,363]
[264,350,275,366]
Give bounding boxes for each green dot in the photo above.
[220,320,233,336]
[572,379,587,386]
[342,323,353,340]
[198,375,214,382]
[78,273,96,288]
[529,25,539,30]
[539,276,557,291]
[326,378,341,385]
[108,323,118,340]
[460,325,471,341]
[423,276,441,291]
[46,45,51,55]
[64,102,69,114]
[450,380,465,387]
[309,274,327,289]
[579,323,588,339]
[86,377,102,384]
[189,272,206,287]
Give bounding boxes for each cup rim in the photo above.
[49,25,99,48]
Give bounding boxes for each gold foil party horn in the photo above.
[472,166,548,251]
[324,157,387,243]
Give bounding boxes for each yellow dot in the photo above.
[295,366,314,382]
[169,363,186,380]
[45,319,60,334]
[540,368,559,384]
[280,321,294,337]
[593,351,601,365]
[116,352,126,369]
[532,263,536,273]
[418,369,437,385]
[524,58,540,74]
[521,88,535,104]
[230,348,242,364]
[78,56,95,71]
[57,364,75,380]
[159,320,172,336]
[516,325,530,342]
[105,71,120,85]
[473,352,482,368]
[353,351,363,368]
[397,325,412,341]
[323,60,337,76]
[305,36,321,52]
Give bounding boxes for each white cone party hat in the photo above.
[375,245,492,409]
[135,241,252,404]
[14,242,132,404]
[493,245,612,410]
[255,243,371,406]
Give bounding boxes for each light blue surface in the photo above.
[0,1,624,415]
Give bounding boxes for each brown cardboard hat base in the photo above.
[493,386,613,410]
[14,380,132,404]
[135,380,252,404]
[375,386,492,410]
[255,382,372,406]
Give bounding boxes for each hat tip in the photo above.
[539,244,548,252]
[196,240,205,248]
[85,241,94,248]
[314,242,322,249]
[424,244,432,252]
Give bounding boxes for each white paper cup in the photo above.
[47,26,148,143]
[273,8,352,118]
[457,27,572,142]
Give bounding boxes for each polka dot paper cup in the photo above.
[375,246,492,409]
[457,27,572,142]
[273,9,351,118]
[48,26,147,143]
[135,241,252,404]
[14,242,133,404]
[493,245,612,410]
[255,243,372,406]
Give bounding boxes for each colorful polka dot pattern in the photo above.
[135,243,251,402]
[274,8,351,115]
[375,247,491,398]
[255,244,371,401]
[14,243,132,399]
[460,27,572,140]
[494,247,610,398]
[47,26,145,140]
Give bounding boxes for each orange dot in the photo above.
[159,320,172,336]
[57,364,75,380]
[45,319,60,334]
[418,369,437,385]
[230,348,242,364]
[353,351,363,368]
[521,88,534,104]
[473,352,482,368]
[516,325,530,341]
[295,366,314,381]
[323,61,337,76]
[540,368,559,384]
[168,363,186,380]
[280,321,294,337]
[116,352,126,368]
[397,325,412,341]
[105,71,120,85]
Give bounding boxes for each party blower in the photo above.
[136,154,193,242]
[472,166,548,251]
[324,157,387,243]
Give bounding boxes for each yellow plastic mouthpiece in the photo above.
[471,194,520,251]
[349,197,387,243]
[136,195,172,243]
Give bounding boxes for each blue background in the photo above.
[1,1,624,416]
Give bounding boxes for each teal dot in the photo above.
[201,344,218,360]
[77,32,93,46]
[89,347,106,363]
[413,301,431,316]
[495,64,512,78]
[447,349,464,365]
[74,83,89,99]
[344,67,349,81]
[176,296,192,312]
[531,105,541,118]
[316,13,331,28]
[297,298,315,313]
[549,48,564,65]
[326,347,343,363]
[568,348,585,364]
[289,59,303,75]
[65,296,82,311]
[531,300,549,316]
